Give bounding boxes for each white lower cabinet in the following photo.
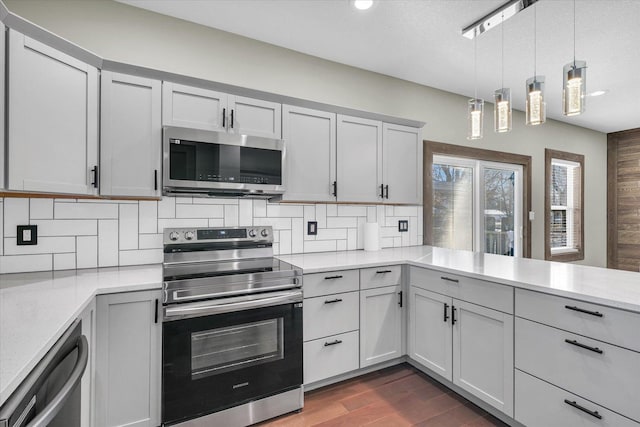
[303,331,360,385]
[360,285,402,367]
[79,299,96,427]
[95,290,161,427]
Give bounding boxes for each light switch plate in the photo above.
[17,225,38,246]
[307,221,318,235]
[398,220,409,232]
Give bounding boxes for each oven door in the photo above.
[162,291,302,426]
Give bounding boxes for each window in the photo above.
[545,149,584,261]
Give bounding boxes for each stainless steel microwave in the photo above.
[162,126,286,199]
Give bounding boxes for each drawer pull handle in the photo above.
[324,340,343,347]
[565,305,604,317]
[564,399,603,420]
[452,305,457,325]
[324,298,343,304]
[564,339,604,354]
[324,275,343,280]
[376,270,393,274]
[441,276,459,283]
[443,303,449,322]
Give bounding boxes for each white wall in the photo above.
[3,0,608,267]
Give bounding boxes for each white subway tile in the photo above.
[197,198,239,205]
[304,240,337,253]
[4,198,29,237]
[381,237,394,248]
[208,218,224,227]
[410,217,418,246]
[54,253,76,271]
[380,226,400,238]
[98,220,118,267]
[0,254,52,274]
[31,220,97,236]
[357,217,366,249]
[394,237,402,247]
[78,236,99,269]
[304,206,315,222]
[4,236,75,255]
[139,201,158,234]
[54,202,118,219]
[326,204,338,217]
[279,230,292,255]
[0,202,3,255]
[291,218,304,254]
[394,206,418,217]
[376,205,386,226]
[30,199,54,219]
[158,218,208,230]
[316,204,327,228]
[337,240,347,251]
[158,197,176,218]
[418,208,424,236]
[238,200,253,226]
[367,206,377,223]
[119,249,162,266]
[139,233,163,249]
[55,198,77,203]
[337,205,367,217]
[175,197,193,204]
[272,242,280,255]
[272,230,280,243]
[418,235,424,245]
[119,205,139,250]
[267,204,303,218]
[316,228,347,240]
[224,205,239,227]
[253,217,291,230]
[326,217,357,228]
[347,229,357,250]
[176,204,224,218]
[253,200,267,217]
[401,230,411,246]
[385,206,394,217]
[77,198,135,204]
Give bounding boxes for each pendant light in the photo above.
[563,0,586,116]
[468,36,484,140]
[526,3,546,126]
[494,13,512,133]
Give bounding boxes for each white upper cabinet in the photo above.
[282,105,336,202]
[382,123,422,204]
[336,115,383,203]
[7,29,98,195]
[228,95,282,139]
[162,82,227,132]
[162,83,281,138]
[100,71,161,197]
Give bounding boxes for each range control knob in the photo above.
[184,231,195,240]
[248,229,257,238]
[169,231,180,241]
[261,229,269,238]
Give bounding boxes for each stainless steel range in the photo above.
[161,226,303,427]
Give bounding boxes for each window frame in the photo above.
[545,149,584,262]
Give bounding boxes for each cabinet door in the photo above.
[360,285,403,367]
[336,115,382,203]
[408,287,452,380]
[80,299,96,427]
[382,123,422,204]
[453,300,514,417]
[95,291,161,427]
[282,105,336,202]
[8,29,98,194]
[228,95,281,139]
[101,71,161,197]
[162,82,227,131]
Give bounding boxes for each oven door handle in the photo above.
[163,290,303,321]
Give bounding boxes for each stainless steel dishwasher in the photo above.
[0,319,88,427]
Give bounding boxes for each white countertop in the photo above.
[0,265,162,406]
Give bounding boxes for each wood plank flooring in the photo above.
[259,364,509,427]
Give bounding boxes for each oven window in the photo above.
[190,318,284,379]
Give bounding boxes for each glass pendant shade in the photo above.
[494,88,512,133]
[467,98,484,140]
[525,76,546,125]
[563,60,587,116]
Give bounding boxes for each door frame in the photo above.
[423,141,532,258]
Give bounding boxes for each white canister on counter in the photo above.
[363,222,380,251]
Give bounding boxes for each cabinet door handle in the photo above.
[231,109,234,128]
[565,305,604,317]
[324,298,343,304]
[332,181,337,197]
[452,305,457,325]
[154,299,159,324]
[376,270,392,274]
[440,276,459,283]
[564,339,603,354]
[444,303,449,322]
[564,399,602,419]
[324,339,342,347]
[384,184,389,199]
[324,275,343,280]
[380,184,385,198]
[91,165,99,188]
[154,169,158,191]
[398,291,403,308]
[222,108,226,128]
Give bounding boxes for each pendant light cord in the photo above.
[573,0,576,66]
[474,36,478,100]
[501,12,504,89]
[533,4,537,78]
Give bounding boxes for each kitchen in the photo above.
[0,0,638,426]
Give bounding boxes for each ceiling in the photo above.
[116,0,640,134]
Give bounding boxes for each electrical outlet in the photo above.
[17,225,38,246]
[307,221,318,235]
[398,220,409,232]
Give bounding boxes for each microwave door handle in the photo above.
[26,335,88,427]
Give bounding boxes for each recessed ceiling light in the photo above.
[353,0,373,11]
[587,90,609,97]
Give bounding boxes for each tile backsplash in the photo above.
[0,197,423,274]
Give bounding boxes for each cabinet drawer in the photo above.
[303,269,359,298]
[515,370,639,427]
[360,265,401,290]
[409,267,513,314]
[303,331,359,385]
[516,289,640,352]
[516,317,640,422]
[303,291,359,341]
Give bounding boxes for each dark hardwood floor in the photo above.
[259,364,509,427]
